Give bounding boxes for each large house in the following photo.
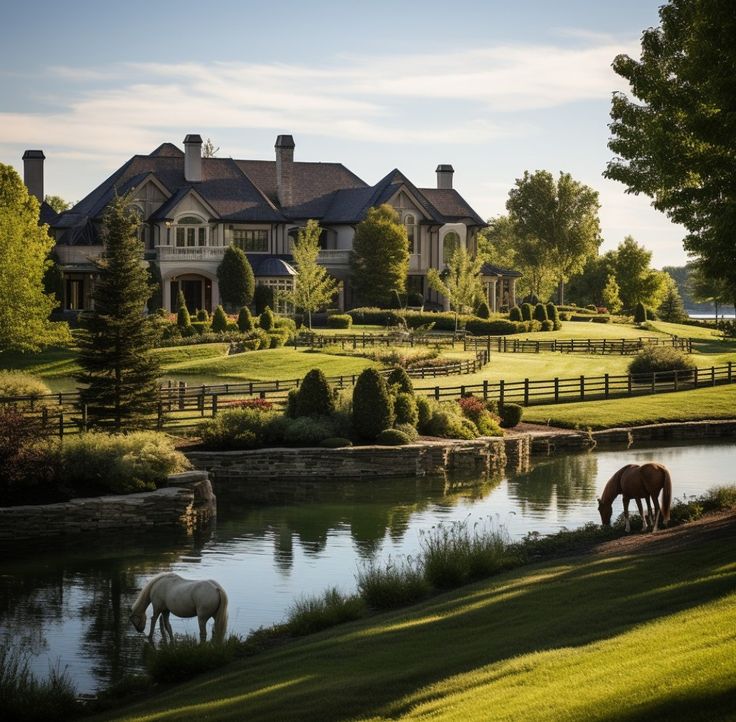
[22,135,520,315]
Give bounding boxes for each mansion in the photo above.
[23,135,520,314]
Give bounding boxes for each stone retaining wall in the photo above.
[0,471,216,542]
[187,437,510,483]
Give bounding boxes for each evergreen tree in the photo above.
[237,306,254,332]
[259,306,275,331]
[657,276,688,323]
[176,290,191,328]
[351,204,409,307]
[211,305,228,332]
[217,246,255,311]
[0,163,69,352]
[352,368,394,440]
[76,195,160,429]
[634,301,648,324]
[476,299,492,319]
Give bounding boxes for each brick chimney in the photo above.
[436,164,454,190]
[22,150,45,202]
[184,134,203,182]
[275,134,295,208]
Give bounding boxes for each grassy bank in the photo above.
[522,383,736,429]
[95,516,736,722]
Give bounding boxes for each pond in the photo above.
[1,440,733,695]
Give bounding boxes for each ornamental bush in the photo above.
[509,305,523,322]
[394,392,419,427]
[545,302,560,323]
[634,301,647,324]
[254,284,275,315]
[533,303,548,323]
[415,395,432,433]
[376,428,411,446]
[327,314,352,329]
[237,306,254,333]
[196,308,209,322]
[426,410,478,440]
[394,422,419,442]
[466,319,521,336]
[347,307,401,326]
[176,291,191,328]
[500,403,523,428]
[201,408,278,450]
[628,346,697,380]
[211,305,229,333]
[521,303,533,321]
[352,368,394,440]
[295,369,335,417]
[476,300,491,319]
[281,416,336,446]
[386,366,414,394]
[259,306,275,331]
[541,319,554,331]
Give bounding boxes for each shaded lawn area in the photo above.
[514,320,667,341]
[0,345,80,378]
[522,384,736,429]
[96,534,736,722]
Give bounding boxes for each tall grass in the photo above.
[285,587,366,635]
[357,556,430,610]
[0,647,78,722]
[144,635,242,683]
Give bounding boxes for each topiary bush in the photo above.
[426,409,478,439]
[476,300,491,319]
[466,319,521,336]
[281,416,336,446]
[509,305,523,322]
[628,346,697,380]
[376,428,412,445]
[394,392,419,427]
[521,303,533,321]
[195,308,209,322]
[541,319,554,331]
[533,303,548,323]
[394,422,419,442]
[327,314,352,329]
[237,306,254,333]
[254,284,275,315]
[295,369,336,417]
[259,306,275,331]
[386,367,414,394]
[347,307,401,326]
[176,291,191,328]
[634,301,648,324]
[500,403,523,428]
[415,395,432,433]
[211,305,228,333]
[352,368,394,440]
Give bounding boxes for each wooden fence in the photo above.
[4,359,733,436]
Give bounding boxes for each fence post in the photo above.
[674,369,679,392]
[694,367,699,388]
[580,375,585,401]
[59,410,64,439]
[712,366,716,386]
[157,401,163,430]
[729,361,733,383]
[524,378,529,406]
[212,394,218,416]
[483,379,488,400]
[554,377,559,402]
[434,386,440,400]
[42,406,48,430]
[82,404,88,431]
[536,341,540,353]
[499,379,505,409]
[651,371,656,394]
[628,373,632,395]
[604,373,609,399]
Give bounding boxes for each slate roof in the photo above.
[481,262,523,278]
[53,141,486,244]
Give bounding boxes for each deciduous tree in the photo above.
[0,163,69,353]
[610,236,666,310]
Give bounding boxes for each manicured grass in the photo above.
[522,383,736,429]
[95,532,736,722]
[152,344,230,366]
[646,320,724,340]
[0,346,79,378]
[516,320,667,340]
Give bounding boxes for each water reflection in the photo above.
[0,440,733,694]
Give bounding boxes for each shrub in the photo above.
[415,395,432,433]
[394,422,419,442]
[458,395,502,436]
[295,369,335,417]
[254,284,275,314]
[356,557,430,610]
[189,321,209,335]
[346,307,400,326]
[285,588,366,636]
[402,310,472,332]
[407,291,424,307]
[0,371,51,401]
[195,308,209,322]
[60,432,190,494]
[237,306,254,333]
[533,303,548,323]
[545,302,559,323]
[509,305,523,322]
[352,368,394,440]
[394,392,419,427]
[327,314,352,329]
[274,316,297,335]
[176,293,191,328]
[319,437,353,448]
[200,408,278,450]
[286,388,298,418]
[634,301,647,324]
[252,328,270,349]
[386,366,414,394]
[628,346,697,380]
[591,315,612,324]
[259,306,275,331]
[521,303,533,321]
[466,319,521,336]
[220,398,273,412]
[500,403,523,428]
[388,289,403,309]
[376,428,412,445]
[476,300,491,319]
[268,332,288,348]
[426,410,478,439]
[559,311,571,321]
[281,416,336,446]
[212,306,229,332]
[541,319,554,331]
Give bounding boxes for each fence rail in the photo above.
[3,360,733,436]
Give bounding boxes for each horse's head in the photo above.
[129,610,145,633]
[597,497,613,527]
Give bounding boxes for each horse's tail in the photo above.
[131,572,173,614]
[661,466,672,524]
[213,585,228,644]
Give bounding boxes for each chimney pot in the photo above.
[436,164,454,190]
[184,134,203,182]
[22,150,45,202]
[275,135,295,207]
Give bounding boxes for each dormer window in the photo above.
[175,215,207,247]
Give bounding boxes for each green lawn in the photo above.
[96,532,736,722]
[515,320,667,340]
[523,383,736,429]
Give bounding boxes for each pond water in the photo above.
[1,440,734,694]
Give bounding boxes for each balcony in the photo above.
[156,245,226,262]
[317,249,351,266]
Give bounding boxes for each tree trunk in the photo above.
[557,278,565,306]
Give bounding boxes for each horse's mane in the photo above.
[601,464,635,504]
[130,572,179,613]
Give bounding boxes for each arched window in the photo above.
[174,215,207,247]
[404,214,416,254]
[443,231,460,263]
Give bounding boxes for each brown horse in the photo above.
[597,462,672,532]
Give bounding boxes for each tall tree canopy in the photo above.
[605,0,736,306]
[350,204,409,307]
[284,219,339,329]
[506,170,601,304]
[77,195,160,428]
[0,163,69,353]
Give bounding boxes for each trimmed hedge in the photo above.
[259,306,275,331]
[376,428,412,446]
[466,319,521,336]
[500,403,523,428]
[394,392,419,427]
[295,369,335,417]
[386,367,414,394]
[327,314,353,329]
[352,368,394,440]
[509,306,523,322]
[533,303,548,323]
[237,307,254,333]
[347,307,401,326]
[211,305,229,333]
[521,303,533,321]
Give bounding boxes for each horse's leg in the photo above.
[651,494,661,532]
[198,616,208,644]
[163,611,175,643]
[159,614,168,643]
[645,496,654,530]
[623,496,631,533]
[634,498,647,531]
[148,609,160,643]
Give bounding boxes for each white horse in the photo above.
[129,572,228,644]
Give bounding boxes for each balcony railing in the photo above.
[156,245,226,261]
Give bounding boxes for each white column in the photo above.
[490,280,497,312]
[510,278,517,308]
[163,278,172,312]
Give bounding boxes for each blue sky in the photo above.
[0,0,688,267]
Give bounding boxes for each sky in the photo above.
[0,0,689,268]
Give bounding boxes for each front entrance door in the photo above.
[170,277,207,313]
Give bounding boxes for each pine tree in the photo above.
[76,195,161,429]
[176,290,191,328]
[657,276,688,323]
[217,246,255,311]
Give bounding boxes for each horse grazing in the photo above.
[129,572,228,644]
[597,462,672,532]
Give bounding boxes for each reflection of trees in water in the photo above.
[508,454,598,514]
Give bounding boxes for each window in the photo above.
[443,231,461,263]
[404,214,416,254]
[174,216,207,247]
[233,229,269,252]
[259,277,295,313]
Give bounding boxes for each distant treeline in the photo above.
[663,265,735,316]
